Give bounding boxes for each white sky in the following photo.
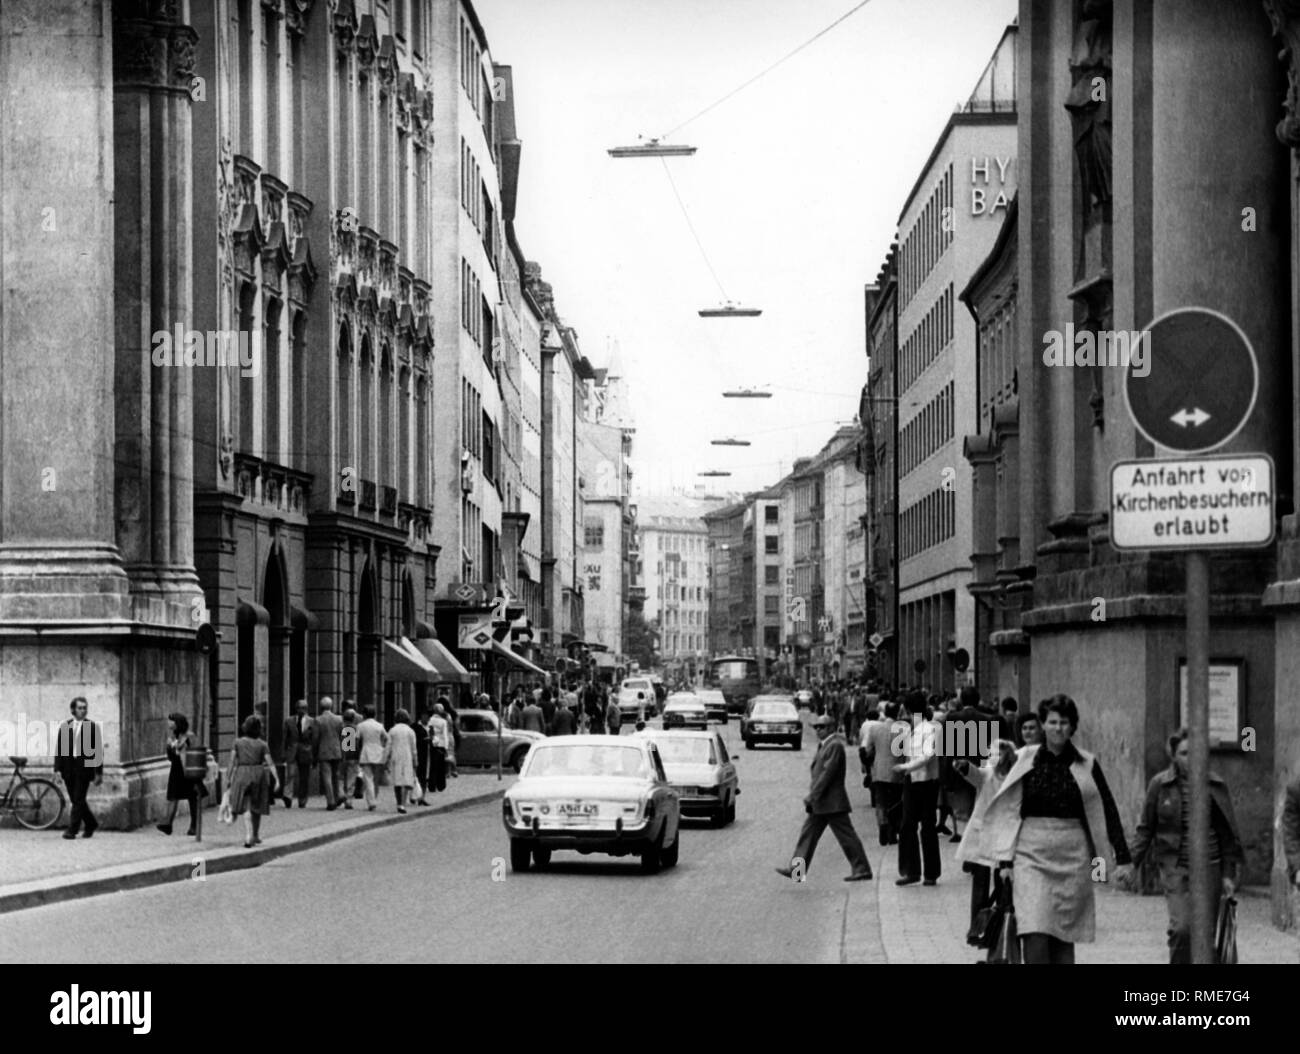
[476,0,1019,495]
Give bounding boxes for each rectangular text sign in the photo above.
[1109,454,1275,550]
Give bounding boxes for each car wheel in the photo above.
[532,846,552,869]
[509,840,532,872]
[660,828,680,868]
[639,829,664,874]
[710,807,727,828]
[744,736,754,750]
[793,737,803,750]
[725,800,737,825]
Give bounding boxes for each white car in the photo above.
[661,693,708,730]
[503,736,681,873]
[642,729,739,826]
[617,677,656,721]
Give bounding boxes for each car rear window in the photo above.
[525,744,650,779]
[655,738,716,764]
[623,680,650,691]
[752,703,796,718]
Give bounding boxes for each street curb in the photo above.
[0,787,506,916]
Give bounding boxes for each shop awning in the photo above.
[489,637,550,680]
[412,637,471,685]
[383,637,438,682]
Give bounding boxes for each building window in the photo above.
[764,536,778,554]
[584,522,604,548]
[765,506,778,523]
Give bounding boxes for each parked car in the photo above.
[695,688,728,724]
[617,677,656,721]
[502,736,681,873]
[794,689,815,711]
[455,709,544,773]
[642,729,738,826]
[740,696,803,750]
[661,694,708,730]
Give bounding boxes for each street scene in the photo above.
[3,0,1300,994]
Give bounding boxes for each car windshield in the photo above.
[654,738,716,765]
[752,703,794,718]
[525,744,651,779]
[623,680,650,691]
[667,698,702,710]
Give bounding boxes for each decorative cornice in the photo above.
[113,11,198,95]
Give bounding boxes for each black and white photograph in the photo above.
[1,0,1299,1019]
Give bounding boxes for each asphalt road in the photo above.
[2,713,883,964]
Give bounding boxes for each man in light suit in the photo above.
[312,696,344,810]
[776,714,873,882]
[356,704,389,811]
[282,699,316,808]
[862,700,907,845]
[55,696,103,839]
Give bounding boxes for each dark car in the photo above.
[695,688,728,724]
[740,696,803,750]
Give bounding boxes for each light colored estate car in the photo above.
[642,728,739,826]
[503,735,682,873]
[617,677,656,721]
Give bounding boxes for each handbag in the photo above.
[968,903,1003,949]
[1215,895,1238,964]
[987,879,1020,963]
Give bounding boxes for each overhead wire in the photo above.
[659,157,730,301]
[660,0,876,138]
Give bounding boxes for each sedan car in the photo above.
[661,694,708,730]
[455,709,545,773]
[642,729,738,826]
[740,696,803,750]
[617,677,656,722]
[695,688,728,724]
[794,689,815,711]
[503,735,681,873]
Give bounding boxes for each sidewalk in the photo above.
[0,771,513,915]
[847,825,1300,964]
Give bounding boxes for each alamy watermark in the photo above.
[151,324,259,377]
[1042,322,1150,377]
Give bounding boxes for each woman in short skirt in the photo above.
[227,714,279,849]
[979,695,1134,964]
[157,712,207,836]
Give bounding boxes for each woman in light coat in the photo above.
[978,695,1134,964]
[954,739,1017,953]
[386,709,420,814]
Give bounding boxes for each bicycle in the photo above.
[1,756,67,830]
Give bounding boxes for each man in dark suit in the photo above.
[312,696,343,810]
[776,714,873,882]
[282,699,316,807]
[55,696,103,839]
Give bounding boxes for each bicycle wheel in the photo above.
[12,778,65,830]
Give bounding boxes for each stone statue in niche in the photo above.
[1064,0,1113,222]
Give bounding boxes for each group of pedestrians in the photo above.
[782,679,1299,965]
[214,693,462,849]
[503,679,629,736]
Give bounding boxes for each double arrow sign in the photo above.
[1170,407,1210,429]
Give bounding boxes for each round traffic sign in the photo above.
[1124,307,1257,453]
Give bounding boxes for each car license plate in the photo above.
[556,801,598,818]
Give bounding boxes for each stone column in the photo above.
[0,0,128,621]
[112,0,203,626]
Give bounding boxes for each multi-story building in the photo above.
[823,431,868,678]
[862,247,899,688]
[704,501,746,658]
[894,24,1017,695]
[529,265,590,664]
[578,413,633,658]
[960,194,1020,707]
[637,495,727,681]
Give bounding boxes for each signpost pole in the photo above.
[1185,550,1213,964]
